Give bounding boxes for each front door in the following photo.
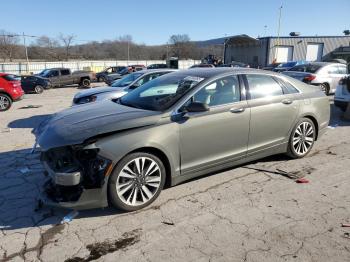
[177,75,250,175]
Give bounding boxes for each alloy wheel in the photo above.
[0,95,10,110]
[292,121,314,155]
[116,157,162,206]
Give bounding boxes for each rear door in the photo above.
[244,73,300,155]
[60,69,72,86]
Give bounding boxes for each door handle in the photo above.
[230,107,245,113]
[281,99,293,105]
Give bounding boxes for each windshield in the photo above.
[278,62,296,68]
[3,74,21,81]
[119,73,205,111]
[288,64,322,73]
[38,69,51,77]
[111,72,144,87]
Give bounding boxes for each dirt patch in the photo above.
[65,229,141,262]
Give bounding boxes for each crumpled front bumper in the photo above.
[40,178,109,210]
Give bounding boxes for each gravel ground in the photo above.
[0,86,349,262]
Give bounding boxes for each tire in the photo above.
[108,152,166,211]
[98,76,106,83]
[320,83,330,96]
[34,85,44,94]
[0,94,12,111]
[80,78,91,88]
[286,118,316,159]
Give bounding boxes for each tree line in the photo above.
[0,30,223,62]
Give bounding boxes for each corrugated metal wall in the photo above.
[225,38,268,67]
[225,36,350,66]
[0,60,201,74]
[268,36,350,64]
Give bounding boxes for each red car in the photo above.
[0,73,24,111]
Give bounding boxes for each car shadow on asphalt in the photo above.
[7,114,52,129]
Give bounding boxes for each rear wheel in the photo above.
[34,85,44,94]
[80,78,91,88]
[108,152,166,211]
[98,76,106,82]
[287,118,316,159]
[320,83,330,95]
[0,94,12,111]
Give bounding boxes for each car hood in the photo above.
[34,100,161,151]
[74,86,126,99]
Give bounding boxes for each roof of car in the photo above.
[176,67,259,78]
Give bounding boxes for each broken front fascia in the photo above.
[40,143,113,209]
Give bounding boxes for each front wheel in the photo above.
[320,83,330,96]
[34,85,44,94]
[286,118,316,159]
[0,94,12,111]
[108,152,166,211]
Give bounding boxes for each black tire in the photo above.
[320,83,330,96]
[80,78,91,88]
[34,85,44,94]
[98,76,106,83]
[0,94,12,111]
[108,152,166,211]
[286,118,316,159]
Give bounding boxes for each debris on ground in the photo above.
[19,105,43,109]
[341,223,350,227]
[161,221,175,226]
[343,232,350,239]
[295,177,310,183]
[327,124,338,129]
[1,128,11,133]
[61,210,79,224]
[19,167,30,174]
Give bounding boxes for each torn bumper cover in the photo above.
[39,146,112,210]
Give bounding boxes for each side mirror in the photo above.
[185,102,209,113]
[129,83,141,90]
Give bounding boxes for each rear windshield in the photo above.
[288,64,322,73]
[2,74,20,81]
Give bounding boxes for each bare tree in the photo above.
[34,35,61,60]
[0,30,20,61]
[168,34,194,59]
[59,33,75,61]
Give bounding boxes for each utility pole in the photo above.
[22,32,30,73]
[127,40,130,64]
[275,4,283,62]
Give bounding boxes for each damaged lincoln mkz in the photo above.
[34,68,330,211]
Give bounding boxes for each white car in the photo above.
[334,75,350,112]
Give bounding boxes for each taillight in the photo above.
[303,75,316,82]
[9,81,21,88]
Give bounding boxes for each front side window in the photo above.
[50,70,59,77]
[337,65,347,74]
[193,75,240,106]
[119,73,205,111]
[246,74,283,99]
[326,66,339,74]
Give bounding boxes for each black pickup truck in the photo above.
[37,68,96,88]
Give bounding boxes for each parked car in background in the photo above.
[0,73,24,111]
[273,61,306,72]
[147,64,168,69]
[35,68,329,211]
[106,65,146,85]
[73,69,176,105]
[263,63,281,71]
[334,75,350,112]
[96,66,127,82]
[37,68,96,88]
[189,64,215,68]
[218,61,250,68]
[282,62,348,95]
[21,75,51,94]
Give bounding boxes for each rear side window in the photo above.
[61,69,70,75]
[246,74,283,99]
[337,65,347,74]
[278,78,299,94]
[289,64,321,73]
[2,74,20,81]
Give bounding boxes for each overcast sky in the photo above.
[1,0,349,45]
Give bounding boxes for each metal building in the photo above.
[224,35,350,67]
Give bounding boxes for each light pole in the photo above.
[275,5,283,62]
[22,32,30,73]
